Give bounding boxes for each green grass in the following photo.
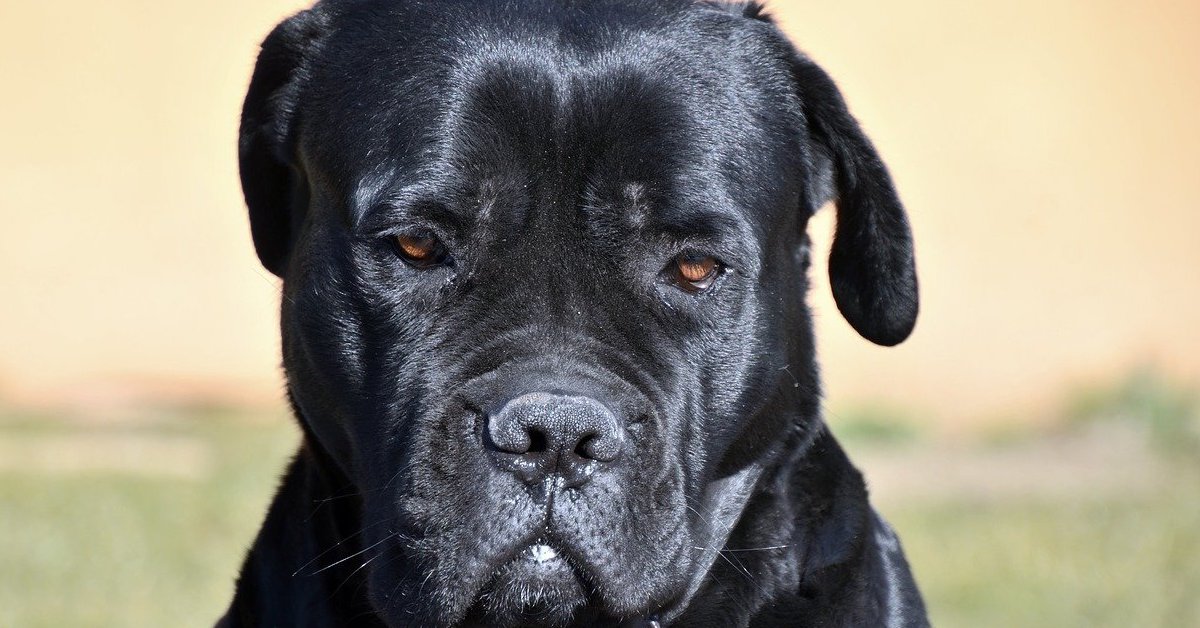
[0,411,298,628]
[827,403,926,446]
[889,468,1200,628]
[1061,367,1200,457]
[1,393,1198,627]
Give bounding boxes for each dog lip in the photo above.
[472,537,590,626]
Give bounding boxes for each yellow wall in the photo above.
[2,1,1197,423]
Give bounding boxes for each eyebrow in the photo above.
[636,175,754,239]
[645,206,748,241]
[351,176,472,234]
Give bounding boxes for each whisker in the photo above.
[303,534,396,577]
[707,545,791,553]
[329,549,386,600]
[713,548,767,596]
[290,519,391,578]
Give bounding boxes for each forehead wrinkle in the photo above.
[587,169,758,260]
[439,13,690,136]
[344,8,763,240]
[351,180,431,231]
[647,198,749,242]
[645,174,763,264]
[304,2,773,229]
[353,167,520,237]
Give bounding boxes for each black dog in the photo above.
[221,1,927,626]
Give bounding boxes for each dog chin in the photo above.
[467,542,593,627]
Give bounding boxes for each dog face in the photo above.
[240,1,916,625]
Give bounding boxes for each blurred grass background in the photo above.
[0,407,298,627]
[1,0,1198,626]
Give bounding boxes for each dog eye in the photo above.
[668,253,721,293]
[393,232,450,268]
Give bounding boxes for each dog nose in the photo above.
[485,393,624,487]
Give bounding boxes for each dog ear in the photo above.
[239,9,328,277]
[793,55,919,347]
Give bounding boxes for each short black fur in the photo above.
[222,1,926,626]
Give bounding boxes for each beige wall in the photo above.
[1,1,1197,423]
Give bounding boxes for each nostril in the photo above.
[527,428,548,454]
[485,393,626,482]
[574,433,598,459]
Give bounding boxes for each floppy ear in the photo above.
[793,55,919,347]
[239,9,328,277]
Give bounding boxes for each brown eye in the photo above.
[670,254,720,293]
[394,233,449,267]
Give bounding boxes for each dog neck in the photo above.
[671,424,878,626]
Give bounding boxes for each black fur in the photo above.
[222,1,926,626]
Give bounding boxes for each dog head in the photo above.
[240,1,916,625]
